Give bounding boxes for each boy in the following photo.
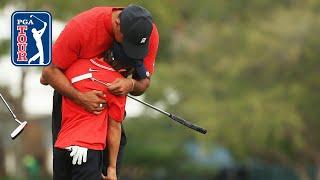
[53,42,146,180]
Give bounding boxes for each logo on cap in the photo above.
[140,37,147,44]
[11,11,52,66]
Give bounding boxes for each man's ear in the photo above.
[115,18,121,26]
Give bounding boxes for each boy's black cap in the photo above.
[120,5,153,59]
[113,42,148,79]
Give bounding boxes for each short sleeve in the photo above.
[108,95,126,122]
[52,20,81,70]
[143,24,159,76]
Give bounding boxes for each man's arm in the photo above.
[103,118,121,180]
[107,78,150,96]
[131,78,150,96]
[42,64,106,114]
[108,24,158,96]
[42,19,107,114]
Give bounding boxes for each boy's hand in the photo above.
[65,146,88,165]
[101,167,117,180]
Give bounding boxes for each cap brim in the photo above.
[123,38,149,59]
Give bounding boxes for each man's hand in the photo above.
[65,146,88,165]
[108,78,133,96]
[40,74,49,85]
[42,65,106,114]
[76,90,107,115]
[101,167,117,180]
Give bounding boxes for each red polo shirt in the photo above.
[53,7,159,76]
[54,58,126,150]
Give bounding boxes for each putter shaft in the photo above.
[91,79,170,116]
[0,93,17,119]
[90,78,207,134]
[14,118,23,124]
[127,95,170,116]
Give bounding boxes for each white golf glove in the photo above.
[65,146,88,165]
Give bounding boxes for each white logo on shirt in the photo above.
[140,37,147,44]
[89,68,99,72]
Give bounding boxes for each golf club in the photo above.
[30,15,46,24]
[90,77,207,134]
[127,95,207,134]
[0,93,27,139]
[71,73,207,134]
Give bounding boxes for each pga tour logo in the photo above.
[11,11,52,66]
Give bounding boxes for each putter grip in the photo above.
[170,114,207,134]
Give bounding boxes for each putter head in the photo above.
[10,121,27,140]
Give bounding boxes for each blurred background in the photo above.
[0,0,320,179]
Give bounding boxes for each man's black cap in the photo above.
[113,42,148,79]
[120,5,153,59]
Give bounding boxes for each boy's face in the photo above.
[110,60,135,77]
[104,49,135,77]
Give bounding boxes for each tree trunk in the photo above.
[15,68,27,177]
[0,139,4,176]
[315,161,320,180]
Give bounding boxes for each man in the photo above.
[41,4,159,177]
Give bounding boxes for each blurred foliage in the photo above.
[0,40,10,56]
[1,0,320,179]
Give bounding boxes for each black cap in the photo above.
[112,42,148,79]
[120,5,153,59]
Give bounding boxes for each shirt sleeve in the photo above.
[143,24,159,76]
[108,95,126,122]
[52,20,81,70]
